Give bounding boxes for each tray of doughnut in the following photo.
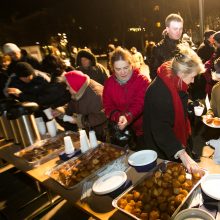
[202,116,220,128]
[112,161,206,220]
[14,131,79,167]
[46,142,126,189]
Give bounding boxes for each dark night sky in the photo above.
[0,0,220,50]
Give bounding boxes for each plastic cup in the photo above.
[43,108,53,120]
[46,119,57,137]
[63,115,74,123]
[35,117,46,137]
[35,116,44,124]
[37,121,47,136]
[194,105,204,116]
[64,136,75,154]
[89,130,98,148]
[79,130,90,153]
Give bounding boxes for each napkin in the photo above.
[97,155,129,177]
[205,94,211,110]
[80,181,93,201]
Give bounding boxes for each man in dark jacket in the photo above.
[149,13,183,80]
[197,30,216,63]
[2,43,41,76]
[5,61,72,110]
[76,49,109,85]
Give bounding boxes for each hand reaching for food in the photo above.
[178,150,203,176]
[118,115,128,130]
[7,87,22,97]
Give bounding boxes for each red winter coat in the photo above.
[103,69,150,136]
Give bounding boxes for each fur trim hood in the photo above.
[76,49,97,67]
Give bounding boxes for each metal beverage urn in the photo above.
[0,122,4,139]
[0,99,18,141]
[6,105,22,144]
[7,102,41,147]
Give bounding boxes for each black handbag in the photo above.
[106,110,135,147]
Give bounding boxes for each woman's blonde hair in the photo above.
[171,43,205,75]
[109,46,133,71]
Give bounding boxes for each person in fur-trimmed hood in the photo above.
[76,49,109,85]
[52,70,107,140]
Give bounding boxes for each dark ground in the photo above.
[0,164,92,220]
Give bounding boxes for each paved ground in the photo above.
[0,162,92,220]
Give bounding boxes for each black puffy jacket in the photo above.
[149,35,180,80]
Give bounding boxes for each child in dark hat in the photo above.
[6,62,50,100]
[15,62,35,78]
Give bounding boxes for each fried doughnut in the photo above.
[192,172,202,180]
[213,117,220,126]
[206,117,214,124]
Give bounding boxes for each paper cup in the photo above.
[194,105,204,116]
[64,136,75,154]
[79,129,87,136]
[63,115,74,123]
[89,130,98,148]
[43,108,53,120]
[79,130,90,153]
[37,121,47,136]
[35,116,44,124]
[46,119,57,137]
[35,117,46,136]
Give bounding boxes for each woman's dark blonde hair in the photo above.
[109,46,133,71]
[171,44,205,76]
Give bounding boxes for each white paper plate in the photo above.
[128,150,157,166]
[92,171,127,195]
[174,208,215,220]
[201,174,220,200]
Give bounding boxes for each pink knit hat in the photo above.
[64,70,88,93]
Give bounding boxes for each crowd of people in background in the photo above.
[1,12,220,174]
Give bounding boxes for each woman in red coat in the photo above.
[103,47,150,149]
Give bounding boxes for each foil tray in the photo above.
[14,131,79,167]
[112,161,207,220]
[46,142,127,190]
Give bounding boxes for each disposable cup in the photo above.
[63,115,74,123]
[64,136,75,154]
[79,130,90,153]
[89,130,98,148]
[46,119,57,137]
[37,121,47,136]
[35,116,44,124]
[43,108,53,120]
[194,105,204,116]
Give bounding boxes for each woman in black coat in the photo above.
[143,44,205,174]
